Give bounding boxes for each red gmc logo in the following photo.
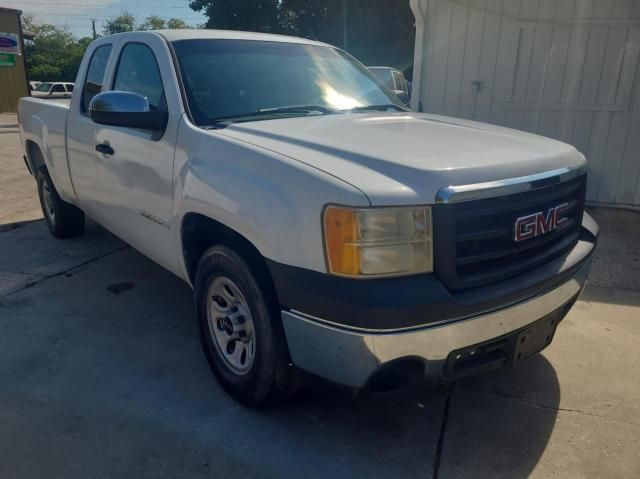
[514,203,569,242]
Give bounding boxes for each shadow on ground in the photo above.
[441,356,560,478]
[0,218,42,233]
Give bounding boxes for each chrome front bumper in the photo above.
[281,258,591,389]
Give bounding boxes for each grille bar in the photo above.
[455,180,583,219]
[456,227,511,242]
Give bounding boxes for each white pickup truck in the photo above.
[19,30,598,406]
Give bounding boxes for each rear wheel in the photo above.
[36,169,85,238]
[195,245,300,407]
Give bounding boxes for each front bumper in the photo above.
[279,215,597,391]
[282,258,589,389]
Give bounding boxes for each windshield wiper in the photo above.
[348,104,407,112]
[257,105,335,115]
[206,105,335,128]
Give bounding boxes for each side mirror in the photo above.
[89,91,167,131]
[392,90,411,106]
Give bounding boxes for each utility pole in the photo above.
[342,0,348,50]
[90,18,97,39]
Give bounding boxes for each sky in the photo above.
[9,0,208,38]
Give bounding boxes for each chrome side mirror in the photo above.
[392,90,411,107]
[89,91,167,131]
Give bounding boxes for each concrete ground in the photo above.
[1,113,639,478]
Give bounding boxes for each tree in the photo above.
[189,0,280,33]
[102,11,137,35]
[139,15,166,31]
[22,15,88,82]
[166,18,190,29]
[105,12,193,34]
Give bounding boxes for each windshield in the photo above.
[172,39,404,126]
[35,82,52,92]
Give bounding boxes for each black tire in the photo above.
[36,168,85,238]
[195,245,300,407]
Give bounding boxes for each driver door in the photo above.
[92,37,181,272]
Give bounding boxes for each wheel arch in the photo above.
[180,212,279,302]
[25,139,46,174]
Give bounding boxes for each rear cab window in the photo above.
[82,44,112,114]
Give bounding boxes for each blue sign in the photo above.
[0,33,20,55]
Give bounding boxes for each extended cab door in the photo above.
[67,41,114,216]
[92,35,181,271]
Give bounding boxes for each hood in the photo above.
[216,111,585,205]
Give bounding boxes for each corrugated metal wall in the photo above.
[411,0,640,207]
[0,9,28,113]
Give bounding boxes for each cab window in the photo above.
[82,45,112,113]
[113,43,165,111]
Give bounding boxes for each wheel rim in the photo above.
[206,276,256,375]
[42,182,55,225]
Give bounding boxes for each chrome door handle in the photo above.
[96,143,114,156]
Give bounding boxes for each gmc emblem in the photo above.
[514,203,569,242]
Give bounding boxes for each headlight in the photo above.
[323,205,433,277]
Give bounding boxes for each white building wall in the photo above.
[411,0,640,207]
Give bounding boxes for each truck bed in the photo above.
[18,97,75,203]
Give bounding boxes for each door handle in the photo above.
[96,143,114,156]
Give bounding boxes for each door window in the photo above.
[52,84,65,93]
[66,84,74,92]
[82,45,112,113]
[113,43,165,111]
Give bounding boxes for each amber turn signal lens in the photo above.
[323,206,361,276]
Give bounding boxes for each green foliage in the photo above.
[102,11,137,35]
[107,11,193,33]
[189,0,281,33]
[138,15,192,31]
[166,18,191,29]
[22,15,87,82]
[139,15,167,31]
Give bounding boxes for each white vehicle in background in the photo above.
[28,81,42,91]
[31,82,74,99]
[18,30,597,407]
[368,66,411,105]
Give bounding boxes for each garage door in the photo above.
[412,0,640,206]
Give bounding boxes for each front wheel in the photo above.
[194,245,300,407]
